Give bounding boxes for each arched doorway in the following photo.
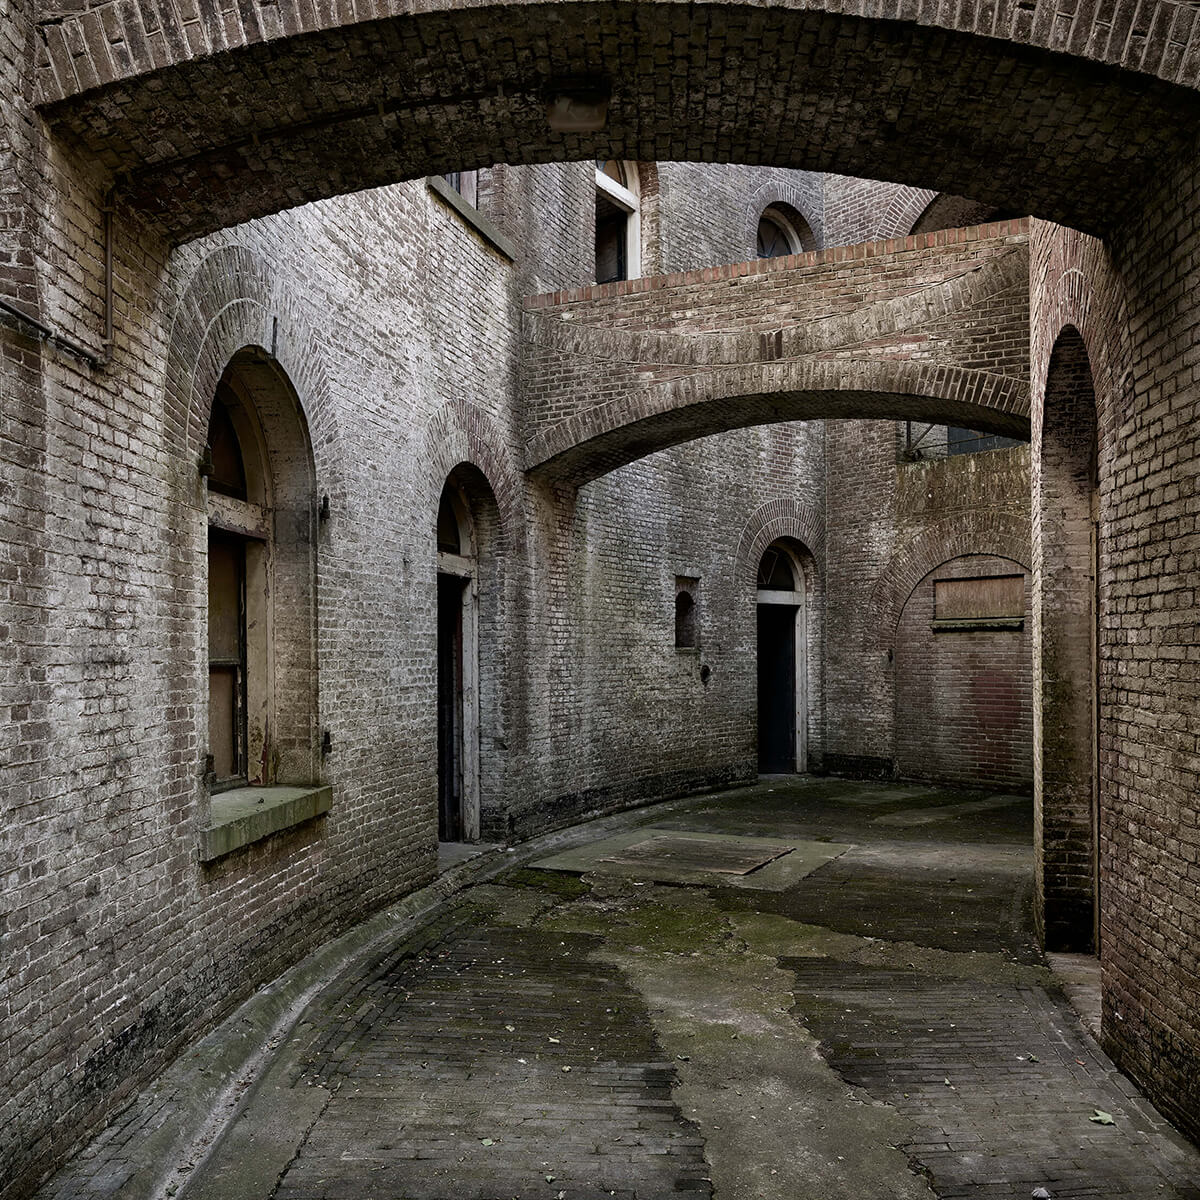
[436,478,479,842]
[434,464,503,843]
[756,540,808,773]
[1035,326,1100,953]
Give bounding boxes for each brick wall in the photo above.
[522,224,1031,482]
[1030,158,1200,1140]
[894,553,1033,789]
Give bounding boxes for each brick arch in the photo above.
[167,244,339,484]
[868,515,1031,650]
[875,188,939,241]
[734,499,826,589]
[527,358,1029,486]
[39,3,1200,242]
[424,400,526,553]
[1031,224,1134,441]
[746,181,823,254]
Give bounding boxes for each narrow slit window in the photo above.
[675,577,699,648]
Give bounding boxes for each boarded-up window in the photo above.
[934,574,1024,621]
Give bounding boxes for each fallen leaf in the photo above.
[480,1138,495,1147]
[1089,1110,1115,1125]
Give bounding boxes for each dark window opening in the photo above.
[596,159,627,186]
[437,489,462,554]
[596,190,629,284]
[207,392,247,499]
[207,531,246,786]
[757,216,792,258]
[675,577,699,648]
[757,550,796,590]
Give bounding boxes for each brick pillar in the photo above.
[1032,326,1097,952]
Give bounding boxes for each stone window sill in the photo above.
[931,617,1024,632]
[426,176,518,261]
[199,784,332,863]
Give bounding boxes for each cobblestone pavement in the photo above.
[37,779,1200,1200]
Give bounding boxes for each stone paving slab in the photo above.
[532,827,850,890]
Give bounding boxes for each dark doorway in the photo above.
[437,572,465,841]
[757,603,796,772]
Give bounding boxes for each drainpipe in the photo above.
[102,187,114,362]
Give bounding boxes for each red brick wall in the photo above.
[894,554,1033,790]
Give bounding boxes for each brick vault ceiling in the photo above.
[38,2,1200,242]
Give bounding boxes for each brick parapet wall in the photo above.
[523,219,1030,310]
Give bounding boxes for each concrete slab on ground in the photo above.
[532,827,851,890]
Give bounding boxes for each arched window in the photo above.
[674,578,699,648]
[757,213,795,258]
[595,160,641,283]
[205,381,269,789]
[757,546,797,590]
[755,204,816,259]
[203,350,318,806]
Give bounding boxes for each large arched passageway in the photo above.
[37,0,1200,241]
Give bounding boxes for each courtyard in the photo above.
[40,779,1200,1200]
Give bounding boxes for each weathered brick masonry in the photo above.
[5,0,1200,1192]
[522,224,1031,482]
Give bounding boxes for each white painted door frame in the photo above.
[756,586,807,772]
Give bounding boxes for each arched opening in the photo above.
[894,555,1032,789]
[435,466,502,843]
[1035,326,1100,954]
[595,159,641,283]
[910,192,1022,235]
[755,203,817,258]
[203,348,319,793]
[755,540,810,774]
[674,583,698,649]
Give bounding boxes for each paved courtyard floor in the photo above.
[39,778,1200,1200]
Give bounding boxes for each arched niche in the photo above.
[1035,325,1100,954]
